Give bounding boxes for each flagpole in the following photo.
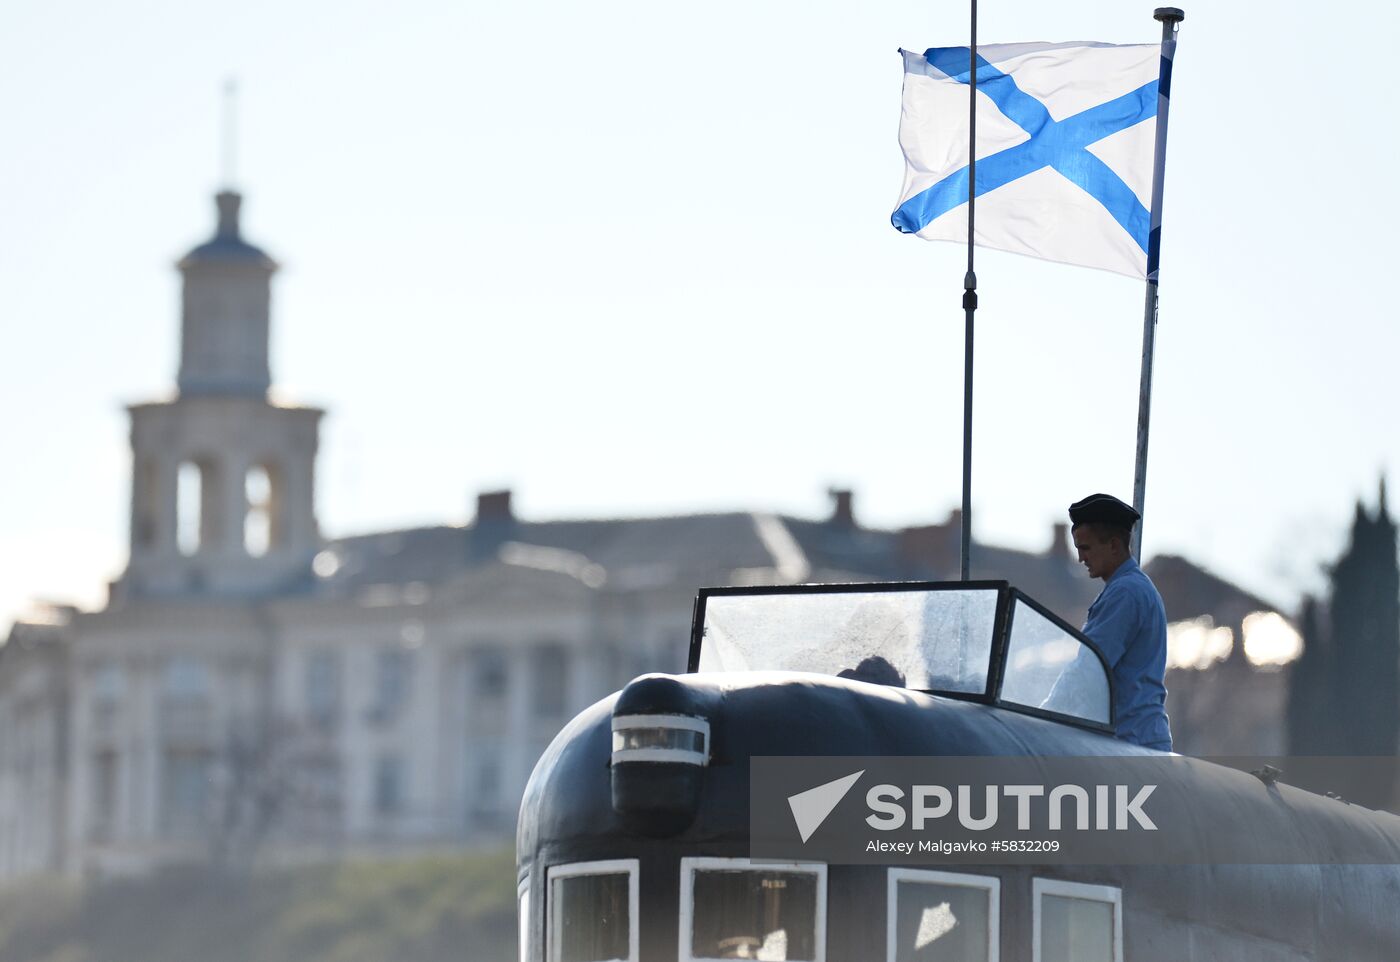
[959,0,978,581]
[1130,6,1183,560]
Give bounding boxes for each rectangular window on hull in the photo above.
[1033,879,1121,962]
[886,869,999,962]
[548,860,638,962]
[681,858,826,962]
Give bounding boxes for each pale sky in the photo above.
[2,0,1395,633]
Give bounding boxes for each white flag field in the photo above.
[891,42,1165,279]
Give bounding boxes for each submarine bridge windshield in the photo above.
[690,582,1111,728]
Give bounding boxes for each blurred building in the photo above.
[0,192,1302,880]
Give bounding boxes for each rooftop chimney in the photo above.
[897,508,962,575]
[476,489,514,524]
[828,488,855,527]
[1049,522,1071,560]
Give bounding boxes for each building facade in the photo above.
[0,191,1303,880]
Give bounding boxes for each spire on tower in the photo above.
[221,77,239,191]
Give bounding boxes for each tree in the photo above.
[207,716,345,870]
[1286,596,1333,754]
[1287,482,1399,806]
[1328,485,1400,755]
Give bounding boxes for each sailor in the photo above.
[1070,493,1172,751]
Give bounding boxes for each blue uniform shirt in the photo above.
[1081,557,1172,751]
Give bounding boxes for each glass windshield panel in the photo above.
[999,600,1109,725]
[891,879,991,962]
[1039,894,1115,962]
[691,868,818,961]
[698,590,998,694]
[552,872,630,962]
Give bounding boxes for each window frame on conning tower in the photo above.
[519,875,533,962]
[1031,877,1123,962]
[546,858,639,962]
[678,857,828,962]
[687,581,1115,734]
[885,868,1001,962]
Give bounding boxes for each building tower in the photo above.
[117,191,323,598]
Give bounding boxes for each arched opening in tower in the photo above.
[177,458,223,556]
[134,458,160,548]
[177,462,202,556]
[244,462,283,557]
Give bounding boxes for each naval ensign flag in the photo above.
[892,42,1164,279]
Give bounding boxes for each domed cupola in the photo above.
[175,190,278,397]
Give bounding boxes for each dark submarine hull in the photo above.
[517,670,1400,961]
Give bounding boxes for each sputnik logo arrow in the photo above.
[787,770,864,843]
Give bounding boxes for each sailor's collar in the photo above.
[1108,555,1141,584]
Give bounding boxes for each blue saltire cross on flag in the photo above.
[892,41,1166,279]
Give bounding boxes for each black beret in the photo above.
[1068,493,1140,529]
